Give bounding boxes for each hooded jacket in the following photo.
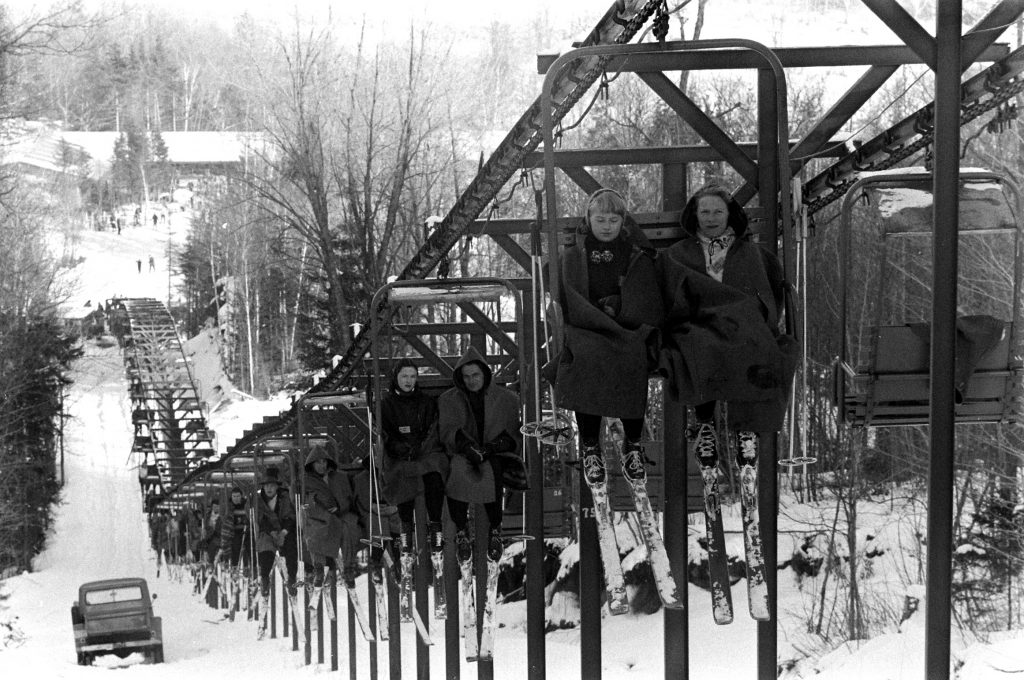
[657,192,796,431]
[301,443,353,559]
[438,347,521,504]
[379,359,448,504]
[553,226,663,419]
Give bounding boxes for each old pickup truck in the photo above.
[71,577,163,665]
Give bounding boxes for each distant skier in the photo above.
[148,255,155,272]
[136,259,142,273]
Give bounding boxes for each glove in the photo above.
[597,295,621,317]
[485,432,516,455]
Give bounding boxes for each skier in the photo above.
[254,467,298,597]
[657,182,795,473]
[220,487,251,570]
[438,346,522,658]
[547,186,669,612]
[199,499,223,564]
[379,359,448,565]
[438,347,521,563]
[301,440,360,588]
[550,187,663,490]
[657,181,797,621]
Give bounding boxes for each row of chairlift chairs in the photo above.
[152,167,1024,540]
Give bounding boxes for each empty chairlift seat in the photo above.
[834,170,1024,426]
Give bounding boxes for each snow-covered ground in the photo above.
[0,341,759,678]
[2,208,1023,678]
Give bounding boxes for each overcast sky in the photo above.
[109,0,611,32]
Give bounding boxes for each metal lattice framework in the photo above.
[108,297,215,507]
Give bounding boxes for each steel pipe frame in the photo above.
[367,277,528,680]
[929,4,962,680]
[542,39,791,680]
[538,43,1009,73]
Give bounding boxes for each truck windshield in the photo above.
[84,586,143,604]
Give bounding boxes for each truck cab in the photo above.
[71,577,163,665]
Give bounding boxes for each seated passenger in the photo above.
[438,347,521,563]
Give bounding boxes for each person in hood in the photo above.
[657,182,796,468]
[220,486,251,570]
[199,499,222,564]
[380,358,448,561]
[552,187,663,490]
[254,466,297,597]
[301,440,360,587]
[438,347,521,563]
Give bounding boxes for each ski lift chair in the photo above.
[368,278,566,538]
[834,171,1024,426]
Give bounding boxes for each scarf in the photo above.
[697,228,735,282]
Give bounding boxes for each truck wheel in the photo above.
[153,645,164,663]
[78,652,92,666]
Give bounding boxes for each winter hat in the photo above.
[260,466,281,486]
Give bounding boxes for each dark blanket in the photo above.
[908,314,1007,403]
[552,242,662,420]
[658,260,797,432]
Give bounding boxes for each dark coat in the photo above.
[553,233,663,419]
[301,445,354,560]
[254,486,296,553]
[438,347,522,504]
[353,468,402,537]
[220,497,249,549]
[380,373,448,505]
[200,511,222,560]
[657,237,797,432]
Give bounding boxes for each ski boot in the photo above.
[428,521,447,620]
[735,430,760,517]
[579,442,606,487]
[690,422,720,468]
[399,524,416,578]
[398,524,417,621]
[619,439,650,484]
[428,521,444,557]
[736,430,758,465]
[455,528,473,564]
[342,564,359,590]
[486,529,503,563]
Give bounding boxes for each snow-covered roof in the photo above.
[0,121,87,175]
[61,130,268,177]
